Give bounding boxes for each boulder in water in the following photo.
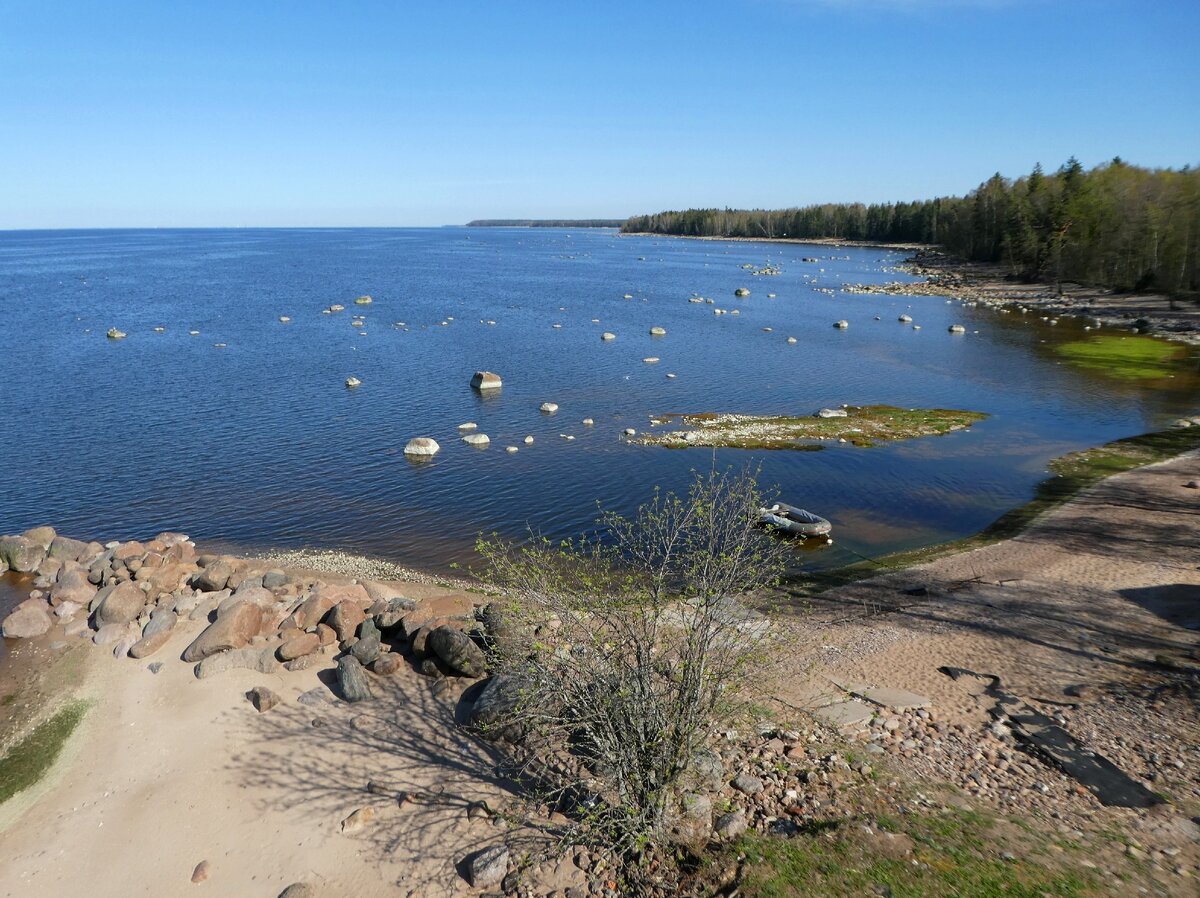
[404,437,440,456]
[0,535,46,572]
[470,371,502,391]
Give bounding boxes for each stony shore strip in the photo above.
[844,247,1200,345]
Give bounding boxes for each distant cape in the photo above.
[464,219,623,228]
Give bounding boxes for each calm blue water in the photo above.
[2,227,1197,579]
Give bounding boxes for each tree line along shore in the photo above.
[622,158,1200,298]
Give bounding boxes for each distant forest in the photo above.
[622,159,1200,296]
[466,219,623,228]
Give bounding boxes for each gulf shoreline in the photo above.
[621,231,1200,344]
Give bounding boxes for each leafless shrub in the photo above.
[475,467,788,869]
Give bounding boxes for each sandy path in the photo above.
[775,450,1199,714]
[0,622,511,898]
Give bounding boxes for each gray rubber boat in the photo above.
[758,502,832,538]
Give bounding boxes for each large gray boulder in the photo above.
[326,601,366,642]
[192,557,235,592]
[194,646,278,679]
[0,535,47,573]
[468,674,524,740]
[668,793,713,848]
[35,555,62,582]
[350,636,380,667]
[2,600,52,638]
[470,371,502,391]
[429,625,487,677]
[48,535,89,563]
[22,526,56,549]
[686,748,726,792]
[287,584,367,630]
[182,601,264,662]
[129,609,178,658]
[49,563,96,608]
[277,632,321,661]
[372,597,418,630]
[464,845,509,888]
[94,622,133,646]
[336,655,373,702]
[93,580,148,626]
[362,580,414,606]
[403,437,440,457]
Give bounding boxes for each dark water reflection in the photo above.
[1,228,1197,587]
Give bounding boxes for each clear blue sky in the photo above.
[1,0,1196,228]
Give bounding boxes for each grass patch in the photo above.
[789,424,1200,594]
[1056,335,1190,380]
[728,809,1093,898]
[0,700,88,805]
[636,406,988,450]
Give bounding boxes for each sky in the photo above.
[0,0,1197,228]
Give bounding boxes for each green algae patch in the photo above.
[0,700,88,805]
[725,807,1093,898]
[1056,335,1188,380]
[635,406,988,450]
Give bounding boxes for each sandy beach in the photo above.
[0,567,518,898]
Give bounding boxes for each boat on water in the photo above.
[758,502,832,538]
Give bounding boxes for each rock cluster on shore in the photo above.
[842,249,1200,344]
[0,527,492,697]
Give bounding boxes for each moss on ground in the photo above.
[0,700,88,805]
[636,406,988,450]
[788,424,1200,594]
[727,808,1093,898]
[1056,334,1191,380]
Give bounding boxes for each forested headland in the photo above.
[622,159,1200,296]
